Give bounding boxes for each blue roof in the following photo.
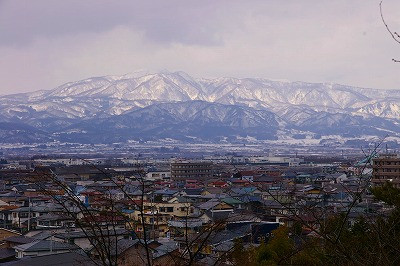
[122,209,135,214]
[239,195,262,203]
[154,189,178,195]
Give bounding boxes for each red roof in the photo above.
[211,181,228,187]
[185,184,199,189]
[240,171,256,176]
[232,179,249,183]
[0,205,19,211]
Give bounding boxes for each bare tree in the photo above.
[224,138,400,265]
[380,0,400,62]
[29,162,251,266]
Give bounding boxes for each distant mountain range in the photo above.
[1,71,399,144]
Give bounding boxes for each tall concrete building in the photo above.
[372,154,400,186]
[170,160,213,181]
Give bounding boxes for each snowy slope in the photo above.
[2,71,399,119]
[0,71,399,143]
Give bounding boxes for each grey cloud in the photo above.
[1,0,400,94]
[0,0,244,46]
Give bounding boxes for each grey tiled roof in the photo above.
[36,213,73,222]
[4,236,35,245]
[198,199,221,210]
[152,241,178,259]
[3,251,95,266]
[14,240,79,252]
[54,228,130,240]
[0,248,16,260]
[109,238,140,256]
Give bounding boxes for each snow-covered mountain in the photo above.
[55,101,281,143]
[0,71,399,143]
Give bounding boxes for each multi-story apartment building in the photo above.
[171,160,213,181]
[372,154,400,186]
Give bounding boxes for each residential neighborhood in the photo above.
[0,153,397,265]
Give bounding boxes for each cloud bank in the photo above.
[0,0,399,94]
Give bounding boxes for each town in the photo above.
[3,0,400,265]
[0,149,398,265]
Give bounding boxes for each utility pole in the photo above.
[50,230,55,253]
[151,192,155,241]
[50,234,53,253]
[27,197,31,231]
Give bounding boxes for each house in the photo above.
[201,187,224,197]
[0,196,26,208]
[13,239,79,258]
[146,171,171,181]
[184,180,200,189]
[52,228,132,252]
[183,188,203,196]
[80,213,126,229]
[176,225,252,259]
[1,236,35,249]
[0,206,19,228]
[152,241,182,266]
[129,201,199,237]
[0,228,21,242]
[168,218,203,237]
[153,189,179,202]
[209,180,229,188]
[10,204,64,228]
[36,213,75,229]
[107,239,181,266]
[104,238,148,266]
[198,199,234,223]
[253,175,282,186]
[104,189,125,201]
[0,248,17,263]
[4,251,95,265]
[229,187,261,197]
[227,179,250,187]
[221,197,244,210]
[0,236,34,263]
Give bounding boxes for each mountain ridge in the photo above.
[1,71,399,143]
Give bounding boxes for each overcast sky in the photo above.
[1,0,400,94]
